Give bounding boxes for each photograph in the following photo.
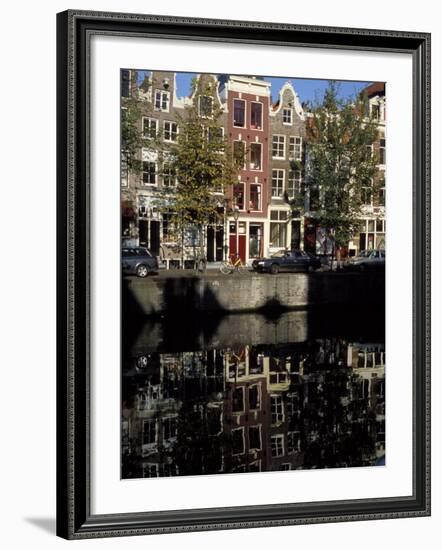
[120,70,387,480]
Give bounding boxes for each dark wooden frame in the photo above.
[56,9,431,539]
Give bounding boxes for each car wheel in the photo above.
[308,265,314,273]
[270,263,279,275]
[136,264,149,278]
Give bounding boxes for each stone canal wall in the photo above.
[123,272,385,316]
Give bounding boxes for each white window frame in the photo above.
[248,383,261,409]
[162,415,178,442]
[271,394,284,425]
[271,434,284,458]
[154,89,170,112]
[163,120,178,142]
[162,161,177,188]
[232,386,245,413]
[250,101,263,130]
[249,183,262,212]
[271,169,285,198]
[282,108,293,125]
[232,427,245,456]
[233,140,246,169]
[272,134,286,159]
[143,117,158,139]
[248,425,262,450]
[287,169,302,198]
[142,419,158,447]
[249,142,263,171]
[233,182,246,211]
[233,98,246,128]
[289,136,302,160]
[142,161,158,186]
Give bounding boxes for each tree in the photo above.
[306,82,381,259]
[162,79,240,264]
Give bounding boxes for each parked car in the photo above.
[252,249,321,274]
[346,249,385,272]
[122,247,158,277]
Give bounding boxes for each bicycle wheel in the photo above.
[220,262,233,275]
[236,263,247,274]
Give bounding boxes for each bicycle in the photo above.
[220,254,247,275]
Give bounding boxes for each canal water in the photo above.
[122,307,385,479]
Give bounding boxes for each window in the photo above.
[272,135,285,158]
[162,212,173,241]
[164,121,178,141]
[287,170,302,198]
[199,95,213,117]
[208,126,224,143]
[154,89,170,112]
[142,419,157,445]
[232,428,245,455]
[121,70,130,97]
[271,395,284,424]
[233,99,246,127]
[270,210,288,248]
[371,103,380,119]
[249,384,260,409]
[271,169,284,197]
[249,426,261,450]
[379,138,386,165]
[233,183,245,210]
[283,108,293,124]
[250,143,262,170]
[271,434,284,457]
[233,140,246,167]
[143,117,158,139]
[289,136,302,160]
[287,431,301,454]
[163,417,177,441]
[362,184,372,205]
[162,163,176,188]
[142,161,157,185]
[250,102,263,129]
[249,184,262,211]
[232,387,244,412]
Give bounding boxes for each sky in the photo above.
[136,70,372,105]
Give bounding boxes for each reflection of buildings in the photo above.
[122,338,385,479]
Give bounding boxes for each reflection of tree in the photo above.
[302,370,377,468]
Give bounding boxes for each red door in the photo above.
[229,234,246,263]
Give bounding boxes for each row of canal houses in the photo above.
[122,340,386,478]
[121,70,386,265]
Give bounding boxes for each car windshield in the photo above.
[359,250,371,257]
[270,250,286,258]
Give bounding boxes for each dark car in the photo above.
[252,249,321,274]
[122,247,158,277]
[346,249,385,272]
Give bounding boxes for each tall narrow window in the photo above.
[379,137,386,165]
[142,419,157,445]
[143,117,158,139]
[272,135,285,158]
[164,121,178,142]
[233,140,246,167]
[154,90,170,112]
[271,434,284,457]
[250,143,262,170]
[233,99,246,127]
[249,184,262,211]
[271,395,284,424]
[289,136,302,160]
[250,102,263,129]
[199,95,213,117]
[271,169,284,197]
[233,183,245,210]
[142,162,157,185]
[287,170,302,198]
[283,108,293,124]
[162,163,176,188]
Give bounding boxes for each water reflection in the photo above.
[122,310,385,479]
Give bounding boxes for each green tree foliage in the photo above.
[162,80,240,257]
[306,82,381,251]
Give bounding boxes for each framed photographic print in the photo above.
[56,10,431,539]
